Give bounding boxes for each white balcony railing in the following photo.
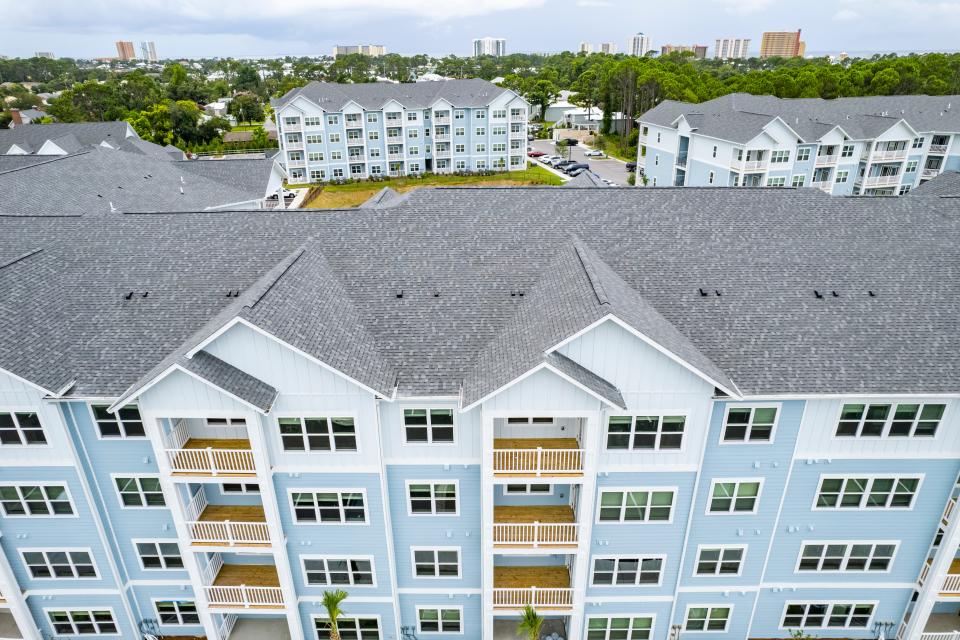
[285,141,304,151]
[813,182,832,193]
[815,154,838,166]
[493,523,579,547]
[434,134,451,143]
[742,160,768,172]
[929,144,949,155]
[510,113,527,122]
[943,498,956,525]
[872,149,907,162]
[941,574,960,595]
[286,159,306,168]
[204,585,284,609]
[282,123,302,133]
[509,130,526,139]
[188,520,271,547]
[166,448,256,476]
[493,448,584,475]
[387,153,404,162]
[920,633,960,640]
[435,149,451,158]
[493,588,574,609]
[217,615,238,640]
[434,116,451,125]
[864,174,901,188]
[923,168,940,179]
[387,136,404,145]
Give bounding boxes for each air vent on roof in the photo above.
[510,289,525,298]
[814,290,823,299]
[396,289,403,299]
[868,290,877,297]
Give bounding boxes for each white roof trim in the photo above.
[460,360,615,412]
[0,365,56,396]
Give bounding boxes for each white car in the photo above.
[584,149,606,157]
[540,155,560,164]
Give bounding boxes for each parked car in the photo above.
[567,167,587,177]
[540,155,560,164]
[584,149,605,157]
[554,159,576,169]
[562,137,579,145]
[527,134,534,141]
[625,162,637,172]
[563,163,590,174]
[528,150,545,157]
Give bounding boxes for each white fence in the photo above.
[493,448,583,475]
[493,522,578,547]
[204,585,284,608]
[493,587,573,609]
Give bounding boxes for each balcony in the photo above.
[387,153,404,162]
[164,420,256,477]
[282,123,302,133]
[863,174,901,188]
[202,555,284,610]
[493,506,578,548]
[510,112,527,122]
[345,121,363,130]
[742,160,768,172]
[923,167,940,179]
[813,182,833,193]
[434,116,451,126]
[675,154,688,167]
[872,148,907,162]
[435,148,452,158]
[493,566,573,610]
[434,134,451,143]
[287,159,305,169]
[930,144,949,155]
[815,154,837,166]
[184,490,270,548]
[285,141,304,151]
[493,439,584,477]
[0,611,23,640]
[938,559,960,597]
[509,130,527,139]
[387,136,404,145]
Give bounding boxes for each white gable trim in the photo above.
[0,364,56,396]
[36,140,67,156]
[764,116,803,142]
[461,360,617,412]
[6,143,29,155]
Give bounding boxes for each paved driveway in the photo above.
[529,138,632,186]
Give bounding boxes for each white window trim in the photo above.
[406,480,459,517]
[682,604,733,633]
[20,547,99,580]
[110,473,165,509]
[589,554,667,587]
[300,554,377,587]
[719,404,781,444]
[410,546,461,579]
[584,615,657,640]
[830,400,947,439]
[0,407,49,447]
[219,482,259,495]
[288,488,370,525]
[595,486,678,525]
[275,413,360,453]
[416,605,464,635]
[503,484,553,496]
[312,614,382,639]
[151,598,200,627]
[605,413,690,452]
[692,544,747,577]
[793,540,899,574]
[777,600,878,630]
[811,474,924,511]
[131,539,183,572]
[43,607,120,637]
[0,482,78,519]
[705,478,764,515]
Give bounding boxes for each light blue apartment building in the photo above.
[271,80,530,182]
[637,93,960,195]
[0,185,958,640]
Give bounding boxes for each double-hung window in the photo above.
[22,549,97,579]
[504,484,551,495]
[796,148,811,162]
[135,541,183,570]
[403,409,454,443]
[586,617,653,640]
[412,547,460,578]
[815,476,920,509]
[591,556,663,585]
[115,476,165,507]
[598,489,674,522]
[722,406,777,442]
[684,606,731,632]
[315,617,381,640]
[291,490,367,523]
[417,607,462,633]
[303,557,374,586]
[408,482,458,515]
[782,603,874,629]
[797,542,896,572]
[835,402,946,437]
[708,480,761,513]
[771,150,790,163]
[278,416,357,452]
[0,410,46,445]
[606,415,685,450]
[0,484,74,516]
[695,546,745,576]
[48,610,118,635]
[155,600,199,625]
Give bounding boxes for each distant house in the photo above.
[204,101,229,118]
[7,108,47,126]
[223,129,278,144]
[535,90,576,123]
[0,121,138,155]
[560,107,633,132]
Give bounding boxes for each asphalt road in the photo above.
[529,138,632,186]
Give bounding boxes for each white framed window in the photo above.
[370,164,382,174]
[345,113,361,124]
[796,541,897,572]
[332,167,344,178]
[290,489,367,524]
[221,482,259,494]
[455,144,465,153]
[408,129,419,139]
[304,116,323,127]
[0,484,75,517]
[308,152,324,162]
[899,185,912,195]
[654,155,659,166]
[283,116,300,126]
[46,609,119,636]
[912,137,925,149]
[906,160,919,172]
[90,404,145,439]
[781,602,875,629]
[492,126,507,136]
[370,148,381,158]
[771,150,790,163]
[409,146,419,156]
[766,176,786,187]
[154,600,199,626]
[597,488,675,523]
[454,110,465,120]
[368,131,379,140]
[315,616,381,640]
[327,115,340,126]
[476,144,486,153]
[492,143,506,152]
[306,134,324,144]
[365,113,378,123]
[721,406,778,442]
[504,484,552,495]
[492,109,507,119]
[302,556,375,586]
[684,605,731,632]
[814,476,921,510]
[792,174,806,187]
[0,410,47,445]
[409,163,421,172]
[417,606,463,634]
[455,160,466,170]
[205,417,245,429]
[278,416,357,452]
[835,170,849,183]
[114,476,164,508]
[455,127,465,136]
[708,171,714,184]
[606,415,685,450]
[407,111,419,122]
[310,170,325,181]
[328,133,341,143]
[712,146,718,158]
[707,479,762,514]
[694,545,746,576]
[403,409,455,444]
[586,616,654,640]
[475,127,486,137]
[591,556,664,586]
[22,549,98,579]
[412,547,460,578]
[407,481,458,515]
[134,540,183,570]
[841,144,855,158]
[475,110,486,119]
[331,151,343,160]
[796,148,811,162]
[835,402,945,438]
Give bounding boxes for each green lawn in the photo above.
[231,123,268,131]
[299,164,564,208]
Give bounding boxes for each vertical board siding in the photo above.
[0,369,75,466]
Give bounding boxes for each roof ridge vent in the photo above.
[574,244,609,307]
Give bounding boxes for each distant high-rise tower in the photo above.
[115,41,136,61]
[599,42,617,54]
[34,51,55,59]
[473,37,506,58]
[332,44,387,57]
[714,37,750,60]
[759,30,805,58]
[139,41,158,62]
[661,44,708,59]
[628,33,651,57]
[579,42,593,54]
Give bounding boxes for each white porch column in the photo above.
[567,407,603,640]
[0,532,41,640]
[481,409,496,640]
[903,496,960,640]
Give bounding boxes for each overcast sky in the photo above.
[3,0,959,59]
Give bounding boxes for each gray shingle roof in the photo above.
[0,122,134,154]
[565,172,607,188]
[181,350,278,412]
[544,351,625,409]
[912,171,960,197]
[274,79,515,112]
[642,93,960,143]
[118,138,185,162]
[173,158,277,200]
[1,186,959,400]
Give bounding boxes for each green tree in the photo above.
[228,93,264,124]
[250,126,269,148]
[126,103,174,145]
[321,590,349,640]
[526,79,560,122]
[516,605,544,640]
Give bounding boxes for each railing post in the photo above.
[536,447,543,477]
[531,585,537,607]
[207,447,216,476]
[533,521,540,548]
[225,520,233,546]
[242,584,249,608]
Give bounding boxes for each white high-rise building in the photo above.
[599,42,617,54]
[579,42,593,54]
[628,32,651,57]
[140,41,158,62]
[714,37,750,60]
[473,37,506,58]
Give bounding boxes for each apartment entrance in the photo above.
[493,617,569,640]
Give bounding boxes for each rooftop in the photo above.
[273,78,518,111]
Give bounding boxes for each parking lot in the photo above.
[529,138,633,186]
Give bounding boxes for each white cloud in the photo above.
[576,0,614,6]
[833,8,861,19]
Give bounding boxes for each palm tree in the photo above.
[517,605,544,640]
[321,589,349,640]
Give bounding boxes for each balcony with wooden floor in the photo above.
[202,554,284,610]
[493,438,584,477]
[493,505,578,548]
[938,559,960,597]
[164,419,257,477]
[184,489,270,548]
[493,566,573,610]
